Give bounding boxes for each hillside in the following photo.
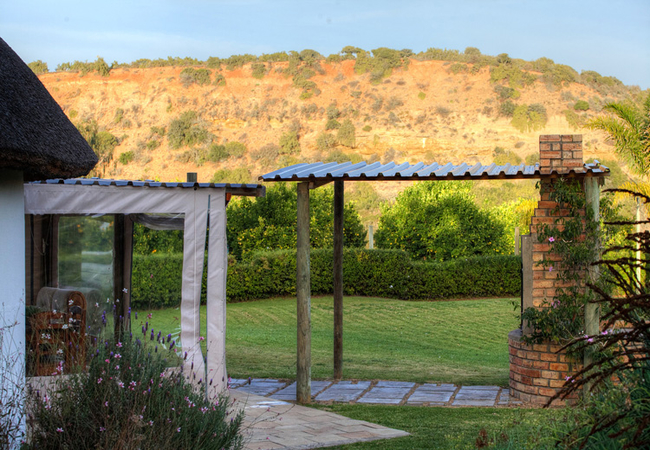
[38,53,644,219]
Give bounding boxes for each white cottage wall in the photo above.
[0,170,26,447]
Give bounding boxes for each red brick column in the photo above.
[509,134,585,405]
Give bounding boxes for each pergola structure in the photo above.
[24,178,264,397]
[260,143,609,404]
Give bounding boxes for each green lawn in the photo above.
[136,296,519,386]
[308,404,553,449]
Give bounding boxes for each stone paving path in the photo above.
[231,390,409,450]
[231,378,522,407]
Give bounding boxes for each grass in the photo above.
[136,296,519,386]
[309,404,553,449]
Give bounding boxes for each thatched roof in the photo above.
[0,38,97,181]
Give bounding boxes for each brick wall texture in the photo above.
[510,134,585,404]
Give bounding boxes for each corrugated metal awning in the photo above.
[29,178,265,196]
[260,161,609,183]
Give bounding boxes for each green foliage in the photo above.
[337,119,356,147]
[279,131,300,154]
[56,57,112,77]
[494,85,519,100]
[210,167,251,184]
[492,146,523,165]
[573,99,590,111]
[499,100,516,117]
[118,151,134,165]
[326,104,340,120]
[510,103,548,132]
[251,62,265,79]
[353,47,408,83]
[27,334,243,449]
[28,60,49,75]
[113,108,124,124]
[490,61,537,89]
[522,179,598,343]
[222,54,257,70]
[226,249,520,302]
[224,141,246,158]
[362,125,372,132]
[316,131,336,151]
[76,120,118,176]
[449,63,468,74]
[375,181,509,261]
[588,93,650,176]
[207,144,228,162]
[179,68,212,86]
[214,73,226,86]
[563,109,583,130]
[418,91,426,100]
[325,118,341,130]
[226,184,366,260]
[167,111,208,149]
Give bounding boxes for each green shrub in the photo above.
[179,68,212,86]
[316,132,336,151]
[279,131,300,154]
[337,119,356,147]
[167,111,209,149]
[224,141,246,158]
[207,144,228,162]
[418,91,426,100]
[375,181,509,261]
[362,125,372,132]
[449,63,468,74]
[118,151,134,165]
[499,100,516,117]
[511,103,548,133]
[325,119,341,130]
[211,167,251,184]
[28,60,49,75]
[27,333,243,449]
[251,62,265,79]
[214,73,226,86]
[573,99,590,111]
[226,249,521,302]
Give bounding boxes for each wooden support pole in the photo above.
[296,182,311,403]
[584,177,601,396]
[514,227,520,256]
[333,180,344,380]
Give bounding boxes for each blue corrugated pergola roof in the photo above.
[260,161,609,183]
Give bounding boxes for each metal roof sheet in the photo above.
[260,161,609,183]
[29,178,265,196]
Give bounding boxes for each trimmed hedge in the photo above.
[131,249,521,308]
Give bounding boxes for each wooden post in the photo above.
[333,180,344,379]
[368,224,374,249]
[584,177,601,395]
[296,182,311,403]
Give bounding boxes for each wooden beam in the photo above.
[584,177,601,397]
[296,182,311,403]
[333,180,344,379]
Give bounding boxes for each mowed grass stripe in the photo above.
[136,296,518,386]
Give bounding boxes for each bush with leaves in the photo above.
[336,119,356,148]
[168,111,209,149]
[511,103,548,133]
[376,181,509,261]
[27,330,243,450]
[179,68,212,86]
[279,131,300,155]
[28,60,49,75]
[226,184,366,260]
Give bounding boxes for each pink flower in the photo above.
[99,427,106,432]
[116,342,123,348]
[56,428,63,433]
[548,237,555,243]
[97,378,103,384]
[104,401,109,407]
[177,427,181,433]
[549,266,553,272]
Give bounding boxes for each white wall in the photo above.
[0,169,26,447]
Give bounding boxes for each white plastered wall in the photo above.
[24,183,228,395]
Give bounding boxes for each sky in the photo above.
[2,0,649,89]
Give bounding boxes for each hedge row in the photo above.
[131,249,521,308]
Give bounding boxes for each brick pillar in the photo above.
[509,134,585,405]
[530,135,585,308]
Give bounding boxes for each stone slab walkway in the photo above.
[230,378,522,407]
[231,390,409,450]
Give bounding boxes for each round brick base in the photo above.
[508,329,581,406]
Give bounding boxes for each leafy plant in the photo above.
[375,181,509,261]
[336,119,356,147]
[27,332,243,449]
[167,111,209,149]
[28,60,49,75]
[279,131,300,155]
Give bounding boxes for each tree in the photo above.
[375,181,509,261]
[337,119,356,147]
[27,60,49,75]
[226,184,366,259]
[589,94,650,178]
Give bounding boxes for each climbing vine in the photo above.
[522,178,601,344]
